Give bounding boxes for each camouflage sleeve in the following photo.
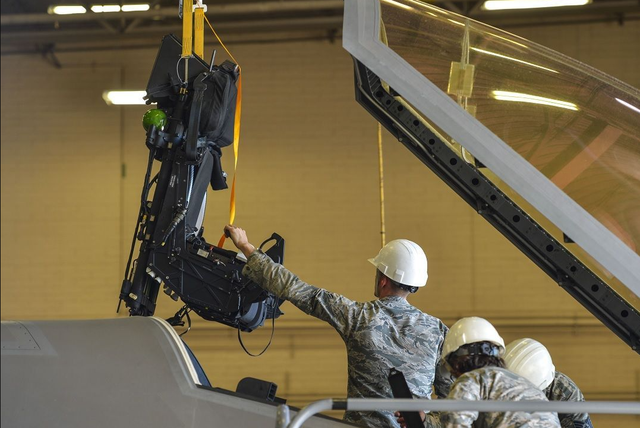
[440,374,480,428]
[572,417,594,428]
[433,359,456,399]
[242,250,360,338]
[547,372,589,428]
[424,411,443,428]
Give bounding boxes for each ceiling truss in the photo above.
[2,1,639,55]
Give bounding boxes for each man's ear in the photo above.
[378,274,389,289]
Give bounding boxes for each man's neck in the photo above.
[379,292,409,299]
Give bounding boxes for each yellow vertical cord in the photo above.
[204,16,242,248]
[194,7,205,58]
[377,123,386,248]
[378,20,388,248]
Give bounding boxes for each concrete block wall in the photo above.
[2,19,639,426]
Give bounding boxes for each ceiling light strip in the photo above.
[483,0,591,11]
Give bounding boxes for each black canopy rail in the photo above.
[352,58,640,355]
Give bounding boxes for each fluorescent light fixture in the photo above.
[122,4,150,12]
[91,5,121,13]
[48,5,87,15]
[483,0,591,11]
[616,98,640,114]
[89,4,150,13]
[471,47,558,73]
[492,90,579,111]
[103,91,148,106]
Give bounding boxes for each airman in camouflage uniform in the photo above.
[425,362,593,428]
[225,225,448,428]
[442,367,561,428]
[544,371,593,428]
[437,317,561,428]
[504,338,593,428]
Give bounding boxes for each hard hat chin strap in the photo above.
[451,342,502,359]
[379,270,418,294]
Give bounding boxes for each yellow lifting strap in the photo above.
[181,1,193,58]
[203,16,243,248]
[181,4,241,247]
[182,2,205,66]
[194,7,205,58]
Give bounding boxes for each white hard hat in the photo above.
[368,239,428,287]
[504,338,555,390]
[441,317,505,361]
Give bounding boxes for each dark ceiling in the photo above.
[2,0,639,55]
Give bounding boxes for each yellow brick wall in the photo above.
[2,20,639,425]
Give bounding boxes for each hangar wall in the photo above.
[2,19,639,425]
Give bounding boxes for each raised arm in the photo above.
[224,225,361,338]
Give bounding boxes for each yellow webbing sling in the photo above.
[203,16,242,248]
[194,7,205,59]
[181,1,193,59]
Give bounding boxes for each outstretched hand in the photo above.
[224,224,256,258]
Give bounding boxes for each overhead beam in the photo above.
[0,1,344,26]
[2,0,639,53]
[3,10,637,50]
[0,16,344,46]
[0,30,343,56]
[2,0,640,27]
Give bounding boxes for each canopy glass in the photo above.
[344,0,640,305]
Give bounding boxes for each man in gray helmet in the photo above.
[224,224,448,428]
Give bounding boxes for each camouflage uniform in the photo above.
[427,368,593,428]
[243,250,448,428]
[424,411,444,428]
[422,360,457,428]
[434,359,456,399]
[441,367,561,428]
[544,371,593,428]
